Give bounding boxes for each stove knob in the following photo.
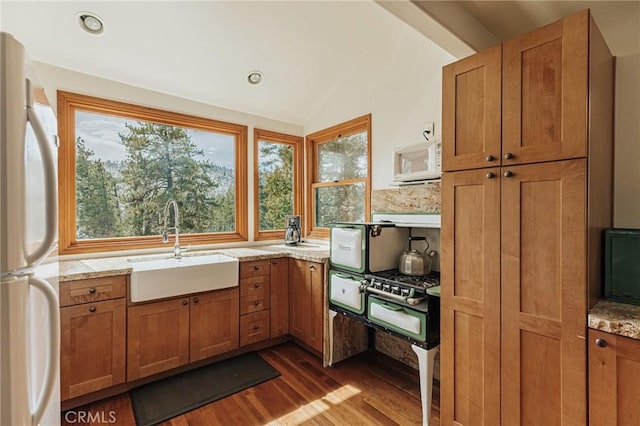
[383,284,391,292]
[392,286,400,294]
[401,288,410,297]
[375,282,382,290]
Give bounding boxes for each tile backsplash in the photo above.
[371,182,440,213]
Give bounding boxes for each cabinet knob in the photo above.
[89,306,96,313]
[309,265,316,271]
[254,283,260,288]
[486,172,496,179]
[486,155,495,162]
[193,297,199,304]
[253,325,260,331]
[88,287,96,294]
[272,260,278,265]
[595,338,608,348]
[182,299,188,306]
[254,265,260,271]
[254,301,260,306]
[503,171,513,178]
[504,152,514,160]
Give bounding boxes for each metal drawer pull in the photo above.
[486,172,495,179]
[309,265,316,271]
[595,338,607,348]
[193,297,199,304]
[504,152,514,160]
[379,302,403,312]
[89,306,96,313]
[88,287,96,294]
[504,171,513,178]
[254,265,260,271]
[272,260,278,265]
[254,283,260,288]
[254,301,260,306]
[486,155,495,162]
[253,325,260,330]
[182,299,188,306]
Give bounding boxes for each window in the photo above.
[58,91,248,254]
[254,129,303,240]
[306,114,371,239]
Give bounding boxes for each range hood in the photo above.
[371,212,441,229]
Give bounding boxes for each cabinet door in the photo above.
[289,259,310,341]
[127,298,189,381]
[60,299,126,400]
[190,289,239,363]
[308,262,324,353]
[442,44,502,172]
[502,11,588,165]
[501,160,586,425]
[441,169,501,426]
[270,257,290,337]
[589,330,640,426]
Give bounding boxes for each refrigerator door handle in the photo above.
[25,90,58,265]
[28,275,59,426]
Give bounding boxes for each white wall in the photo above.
[613,53,640,228]
[34,62,304,243]
[302,7,455,190]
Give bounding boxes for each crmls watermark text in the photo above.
[64,410,117,424]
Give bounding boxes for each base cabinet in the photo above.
[190,290,239,362]
[60,298,126,400]
[270,258,289,338]
[127,298,190,381]
[290,259,324,353]
[589,330,640,426]
[127,287,239,380]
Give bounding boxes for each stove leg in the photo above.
[328,310,337,367]
[412,344,438,426]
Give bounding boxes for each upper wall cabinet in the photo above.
[442,45,502,172]
[443,10,591,172]
[502,11,588,165]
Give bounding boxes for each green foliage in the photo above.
[75,122,236,240]
[75,138,121,238]
[258,142,293,230]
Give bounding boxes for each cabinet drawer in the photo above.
[60,275,126,307]
[240,295,269,315]
[240,276,270,298]
[240,260,270,278]
[240,311,270,346]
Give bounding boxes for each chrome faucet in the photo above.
[161,199,187,258]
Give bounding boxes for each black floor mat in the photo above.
[130,352,280,426]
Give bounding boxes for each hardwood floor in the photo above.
[61,342,440,425]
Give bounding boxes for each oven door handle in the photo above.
[378,302,403,312]
[334,273,355,279]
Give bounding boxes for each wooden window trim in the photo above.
[57,91,248,255]
[305,114,372,240]
[253,128,303,241]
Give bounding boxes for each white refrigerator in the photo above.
[0,32,61,426]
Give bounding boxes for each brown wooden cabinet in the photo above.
[289,259,324,354]
[441,9,613,426]
[60,296,126,401]
[589,330,640,426]
[270,257,290,338]
[189,289,239,362]
[127,297,190,381]
[239,259,272,346]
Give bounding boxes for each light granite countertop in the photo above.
[588,299,640,340]
[59,244,329,282]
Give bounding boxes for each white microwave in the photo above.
[393,141,441,182]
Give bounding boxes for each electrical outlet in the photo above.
[424,122,435,141]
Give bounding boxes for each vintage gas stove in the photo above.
[328,268,441,425]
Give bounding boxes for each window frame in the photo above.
[253,128,303,241]
[57,91,248,255]
[305,114,372,239]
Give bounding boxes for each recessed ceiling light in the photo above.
[247,71,263,85]
[76,12,104,35]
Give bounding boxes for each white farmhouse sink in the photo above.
[129,254,239,302]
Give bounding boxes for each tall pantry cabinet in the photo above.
[440,10,613,426]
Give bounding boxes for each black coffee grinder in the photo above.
[284,215,301,245]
